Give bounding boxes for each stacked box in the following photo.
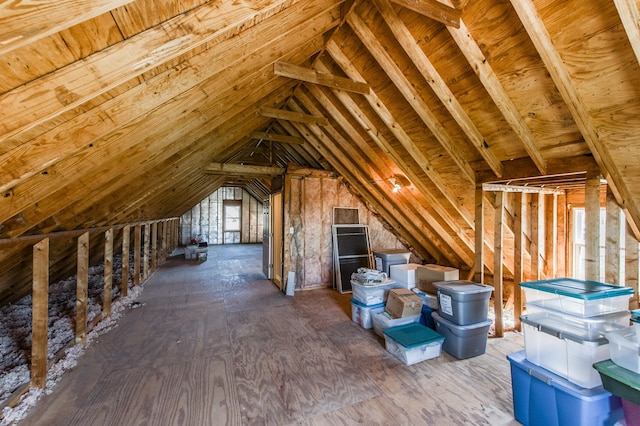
[383,323,444,366]
[431,312,492,359]
[390,263,420,289]
[508,351,623,426]
[350,298,385,329]
[372,310,420,337]
[373,249,410,275]
[415,265,459,294]
[385,289,422,318]
[433,281,493,326]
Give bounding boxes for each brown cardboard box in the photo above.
[385,289,423,318]
[416,264,459,294]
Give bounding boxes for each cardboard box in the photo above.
[416,264,459,293]
[386,289,423,318]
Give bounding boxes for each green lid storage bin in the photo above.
[383,323,444,366]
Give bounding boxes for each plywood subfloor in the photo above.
[21,244,523,425]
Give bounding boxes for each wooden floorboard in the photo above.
[21,244,523,425]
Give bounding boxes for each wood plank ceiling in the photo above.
[1,0,640,304]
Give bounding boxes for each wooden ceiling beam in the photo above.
[0,0,134,56]
[435,0,547,174]
[613,0,640,67]
[351,9,504,178]
[323,43,475,227]
[293,88,471,266]
[251,131,305,145]
[273,61,370,94]
[388,0,460,28]
[203,163,285,177]
[0,0,299,146]
[510,0,640,239]
[0,3,337,197]
[259,106,329,126]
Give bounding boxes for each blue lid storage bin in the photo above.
[383,323,444,365]
[507,350,623,426]
[520,278,633,317]
[350,298,385,329]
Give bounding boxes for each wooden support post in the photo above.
[513,192,524,331]
[31,238,49,389]
[151,222,158,272]
[143,223,150,280]
[544,194,558,278]
[626,222,639,310]
[557,193,567,277]
[605,188,620,284]
[159,221,165,263]
[474,185,485,284]
[134,224,141,286]
[585,173,602,280]
[493,192,504,337]
[121,225,130,297]
[531,193,540,280]
[103,228,113,318]
[76,232,89,346]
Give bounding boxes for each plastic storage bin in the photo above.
[508,351,623,426]
[390,263,420,289]
[350,298,385,329]
[412,288,438,309]
[372,310,421,337]
[383,323,444,365]
[415,264,459,293]
[594,359,640,426]
[605,326,640,374]
[520,278,633,317]
[522,307,630,340]
[431,312,492,359]
[351,280,395,306]
[419,304,436,329]
[373,249,410,275]
[521,314,610,388]
[433,280,493,326]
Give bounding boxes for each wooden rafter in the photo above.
[0,0,297,146]
[439,0,547,174]
[348,10,504,178]
[251,131,305,145]
[510,0,640,240]
[273,61,370,94]
[614,0,640,67]
[259,106,329,126]
[388,0,460,28]
[0,0,135,56]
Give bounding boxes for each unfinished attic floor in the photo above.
[22,244,524,425]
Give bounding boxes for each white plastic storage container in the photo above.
[523,306,630,340]
[350,298,385,329]
[605,326,640,374]
[520,278,633,317]
[351,280,395,306]
[383,323,444,366]
[415,264,459,293]
[433,280,493,326]
[521,314,611,388]
[390,263,420,289]
[372,310,421,337]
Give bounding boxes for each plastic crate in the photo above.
[350,298,385,329]
[372,310,420,337]
[605,326,640,374]
[520,278,633,317]
[522,306,630,340]
[351,280,395,306]
[433,280,493,326]
[383,323,444,366]
[431,312,492,359]
[508,351,623,426]
[521,314,611,388]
